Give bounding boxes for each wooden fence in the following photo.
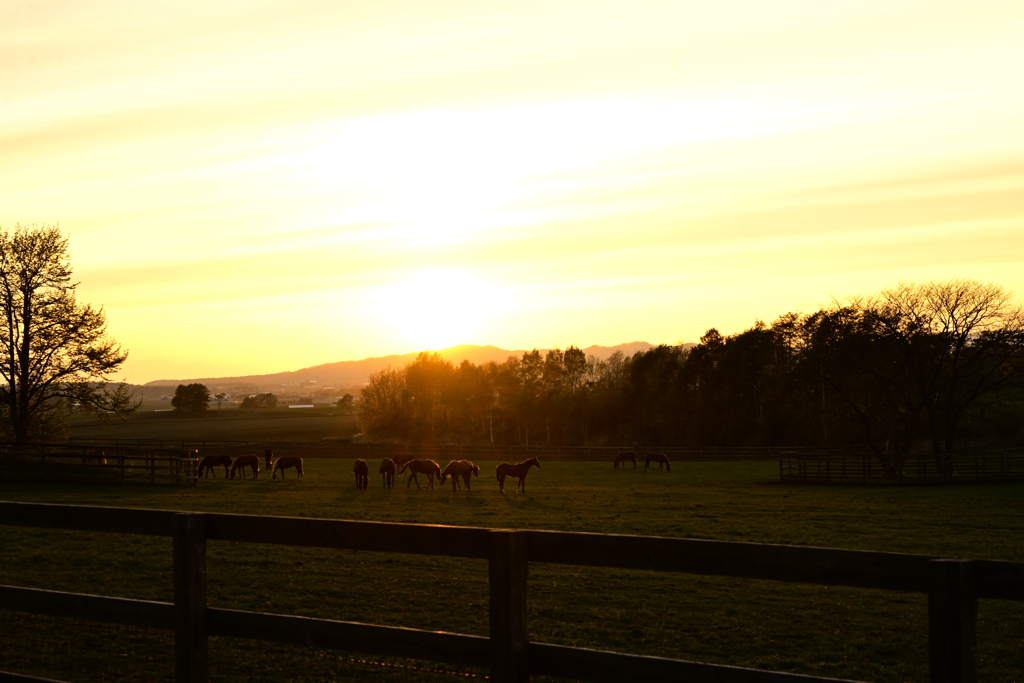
[2,502,1022,683]
[0,445,200,486]
[779,451,1024,485]
[61,439,866,462]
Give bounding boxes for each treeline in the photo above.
[357,280,1024,465]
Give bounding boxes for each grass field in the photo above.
[1,459,1022,682]
[69,408,359,442]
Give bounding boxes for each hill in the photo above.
[143,342,656,393]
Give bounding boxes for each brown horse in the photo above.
[379,458,396,488]
[459,460,480,490]
[230,455,260,479]
[353,459,369,490]
[439,460,479,492]
[391,452,416,469]
[399,458,441,489]
[496,457,540,494]
[81,449,107,466]
[264,449,274,471]
[645,452,671,472]
[273,456,304,480]
[199,454,232,478]
[613,451,637,470]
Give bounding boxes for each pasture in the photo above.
[69,408,359,442]
[1,459,1022,682]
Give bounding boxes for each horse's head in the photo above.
[439,473,448,485]
[531,458,540,469]
[472,465,480,477]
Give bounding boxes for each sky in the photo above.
[4,0,1024,384]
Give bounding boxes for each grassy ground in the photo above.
[1,460,1022,682]
[68,408,359,442]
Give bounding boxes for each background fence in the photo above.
[42,439,869,462]
[0,444,199,486]
[779,451,1024,484]
[2,501,1023,683]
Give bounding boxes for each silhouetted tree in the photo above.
[172,383,210,412]
[240,392,277,409]
[0,224,136,447]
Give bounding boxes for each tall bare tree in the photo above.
[0,224,136,447]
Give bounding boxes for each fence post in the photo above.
[928,559,977,683]
[174,513,208,683]
[489,529,529,682]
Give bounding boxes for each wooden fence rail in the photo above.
[2,501,1022,683]
[46,439,869,462]
[780,451,1024,485]
[0,447,200,486]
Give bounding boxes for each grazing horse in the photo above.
[273,456,304,480]
[399,458,441,489]
[230,455,260,479]
[458,460,480,490]
[81,449,107,466]
[353,459,369,490]
[440,460,480,491]
[496,457,540,494]
[379,458,396,488]
[391,452,416,469]
[438,458,473,491]
[199,454,232,478]
[613,451,637,470]
[644,452,671,472]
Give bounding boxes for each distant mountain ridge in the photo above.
[144,342,657,390]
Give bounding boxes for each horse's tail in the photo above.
[496,464,506,482]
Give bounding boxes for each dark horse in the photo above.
[264,449,274,471]
[379,458,396,488]
[645,452,671,472]
[496,457,540,494]
[273,456,304,480]
[199,454,232,478]
[353,459,369,490]
[613,451,637,470]
[399,459,441,489]
[439,460,479,492]
[230,455,259,479]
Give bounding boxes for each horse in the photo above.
[440,460,479,492]
[264,449,274,471]
[379,458,396,488]
[199,454,232,478]
[645,452,671,472]
[459,460,480,490]
[273,456,304,480]
[496,457,540,494]
[391,452,416,469]
[81,449,107,466]
[353,459,369,490]
[399,458,441,489]
[230,455,260,479]
[613,451,637,470]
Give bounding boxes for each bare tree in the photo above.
[0,224,136,447]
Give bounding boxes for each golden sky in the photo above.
[4,0,1024,383]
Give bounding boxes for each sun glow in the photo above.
[368,269,515,351]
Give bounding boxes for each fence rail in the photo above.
[0,445,199,486]
[14,439,871,463]
[779,451,1024,485]
[2,502,1021,682]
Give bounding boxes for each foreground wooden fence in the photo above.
[779,451,1024,485]
[2,503,1022,682]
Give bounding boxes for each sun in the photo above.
[370,269,511,351]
